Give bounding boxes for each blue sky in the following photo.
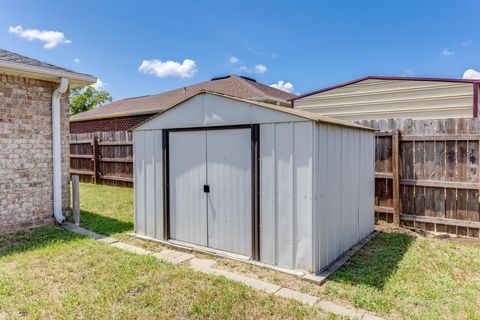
[1,0,479,100]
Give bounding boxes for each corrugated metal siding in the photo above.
[206,129,252,256]
[259,121,314,271]
[316,124,375,271]
[133,130,163,238]
[169,131,207,246]
[295,80,474,120]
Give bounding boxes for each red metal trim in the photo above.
[290,75,480,102]
[474,82,479,118]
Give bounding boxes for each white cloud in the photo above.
[238,63,268,74]
[270,80,294,93]
[138,59,197,79]
[461,40,474,47]
[8,25,72,49]
[462,69,480,79]
[441,48,455,56]
[90,79,104,90]
[73,58,80,64]
[254,64,267,74]
[400,69,414,76]
[229,56,239,64]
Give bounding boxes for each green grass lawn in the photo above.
[323,228,480,319]
[74,182,480,319]
[76,183,134,237]
[0,227,327,319]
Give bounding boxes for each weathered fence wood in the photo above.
[72,175,80,225]
[70,131,133,187]
[371,130,400,224]
[359,118,480,238]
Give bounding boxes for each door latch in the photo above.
[203,185,210,193]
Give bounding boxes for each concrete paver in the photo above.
[111,242,152,255]
[153,250,194,264]
[275,288,319,306]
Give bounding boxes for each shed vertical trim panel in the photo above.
[293,122,314,271]
[162,129,170,240]
[133,131,146,235]
[145,131,156,238]
[251,124,260,260]
[317,123,329,270]
[154,130,164,239]
[311,123,320,273]
[275,122,295,268]
[259,123,276,265]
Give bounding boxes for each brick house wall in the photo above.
[0,74,70,233]
[70,114,153,133]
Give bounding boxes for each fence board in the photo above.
[70,131,133,187]
[364,118,480,238]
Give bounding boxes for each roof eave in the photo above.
[70,109,159,122]
[290,75,479,102]
[0,60,96,88]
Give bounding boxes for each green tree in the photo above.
[69,86,113,115]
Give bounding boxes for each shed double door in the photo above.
[169,128,252,257]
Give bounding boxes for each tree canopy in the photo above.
[69,86,113,115]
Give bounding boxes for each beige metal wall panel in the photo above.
[133,131,146,235]
[316,123,375,271]
[293,122,314,272]
[295,80,474,121]
[153,130,164,239]
[133,130,164,239]
[307,106,472,121]
[259,121,314,272]
[274,122,295,268]
[144,131,156,237]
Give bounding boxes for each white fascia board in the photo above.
[0,60,96,88]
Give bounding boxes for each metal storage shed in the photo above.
[133,90,375,274]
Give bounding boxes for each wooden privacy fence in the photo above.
[70,131,133,187]
[358,118,480,238]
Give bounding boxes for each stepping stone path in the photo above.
[63,223,383,319]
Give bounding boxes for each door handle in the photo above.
[204,185,210,193]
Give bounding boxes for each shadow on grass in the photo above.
[329,231,415,289]
[0,227,85,258]
[80,209,133,236]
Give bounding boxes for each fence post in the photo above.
[92,137,99,184]
[72,175,80,225]
[392,129,401,225]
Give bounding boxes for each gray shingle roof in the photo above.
[0,48,93,78]
[71,74,297,121]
